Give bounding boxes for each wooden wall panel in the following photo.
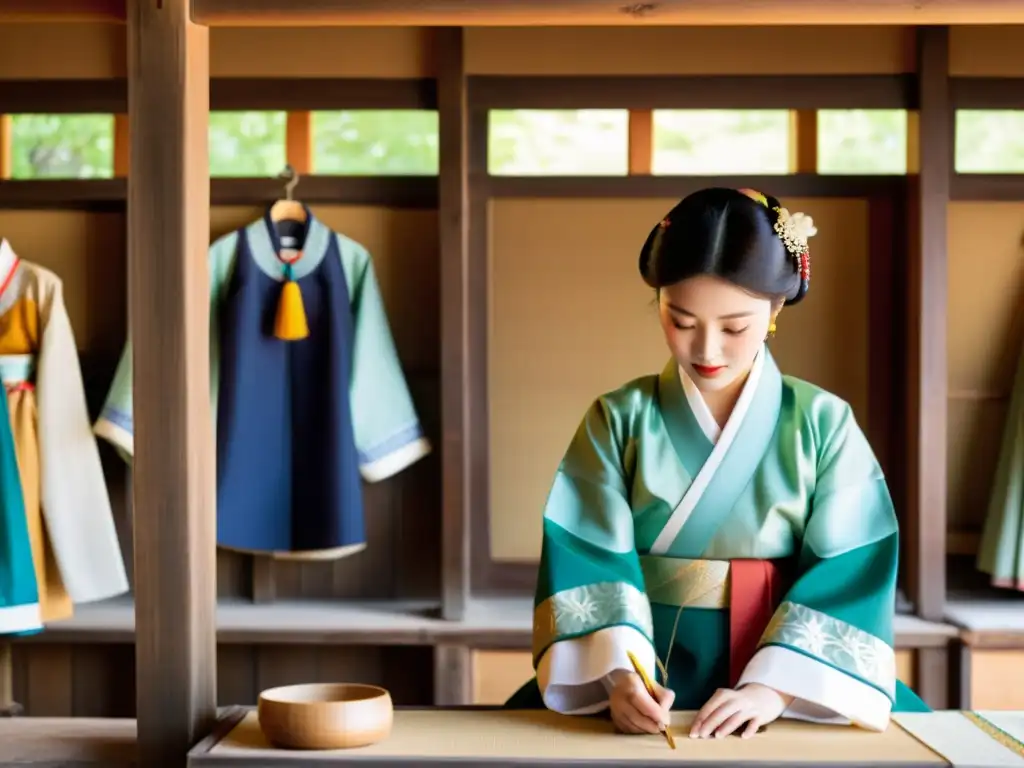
[0,211,126,358]
[216,645,435,707]
[471,650,534,705]
[210,27,436,78]
[487,198,870,562]
[949,27,1024,76]
[10,644,434,717]
[946,202,1024,536]
[470,649,919,704]
[11,643,136,717]
[0,22,126,79]
[968,650,1024,710]
[895,649,915,690]
[465,27,915,75]
[487,198,668,562]
[208,205,440,601]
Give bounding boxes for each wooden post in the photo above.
[906,26,950,622]
[0,115,11,179]
[285,111,314,175]
[127,1,217,765]
[438,27,471,622]
[0,643,20,717]
[788,110,817,174]
[628,110,653,175]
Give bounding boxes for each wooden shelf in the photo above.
[16,597,529,647]
[0,716,136,767]
[945,593,1024,648]
[16,596,959,650]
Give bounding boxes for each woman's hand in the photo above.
[690,683,792,739]
[607,668,676,735]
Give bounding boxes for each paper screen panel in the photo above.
[894,711,1024,767]
[206,710,946,764]
[946,202,1024,532]
[466,27,913,75]
[487,197,870,562]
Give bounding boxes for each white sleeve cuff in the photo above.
[360,436,430,481]
[93,416,134,459]
[536,625,656,715]
[737,645,892,732]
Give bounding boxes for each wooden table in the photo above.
[187,706,1024,767]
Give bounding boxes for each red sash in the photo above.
[728,559,783,687]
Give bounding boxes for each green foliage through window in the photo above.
[955,110,1024,173]
[312,111,438,175]
[652,110,790,175]
[817,110,907,175]
[488,110,629,176]
[10,114,114,179]
[209,111,287,177]
[12,107,1024,181]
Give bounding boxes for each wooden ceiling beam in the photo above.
[0,0,125,22]
[9,0,1024,26]
[191,0,1024,26]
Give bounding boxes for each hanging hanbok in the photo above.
[505,346,929,730]
[93,208,430,559]
[977,334,1024,591]
[0,239,129,636]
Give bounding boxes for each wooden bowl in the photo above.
[257,683,393,750]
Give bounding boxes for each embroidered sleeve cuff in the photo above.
[536,625,656,715]
[738,645,892,732]
[359,428,430,482]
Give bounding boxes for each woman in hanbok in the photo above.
[504,187,930,739]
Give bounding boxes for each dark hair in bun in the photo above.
[638,187,809,306]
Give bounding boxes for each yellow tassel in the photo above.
[274,266,309,341]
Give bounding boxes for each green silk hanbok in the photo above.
[977,333,1024,591]
[505,346,929,730]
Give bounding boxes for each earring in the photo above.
[767,321,777,338]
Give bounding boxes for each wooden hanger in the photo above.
[269,164,307,223]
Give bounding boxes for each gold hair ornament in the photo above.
[738,188,816,283]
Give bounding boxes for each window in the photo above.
[209,111,287,177]
[488,110,629,176]
[817,110,907,175]
[312,110,438,175]
[955,110,1024,173]
[9,114,114,179]
[652,110,790,175]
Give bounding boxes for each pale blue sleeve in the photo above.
[93,233,239,462]
[339,236,430,481]
[92,338,134,461]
